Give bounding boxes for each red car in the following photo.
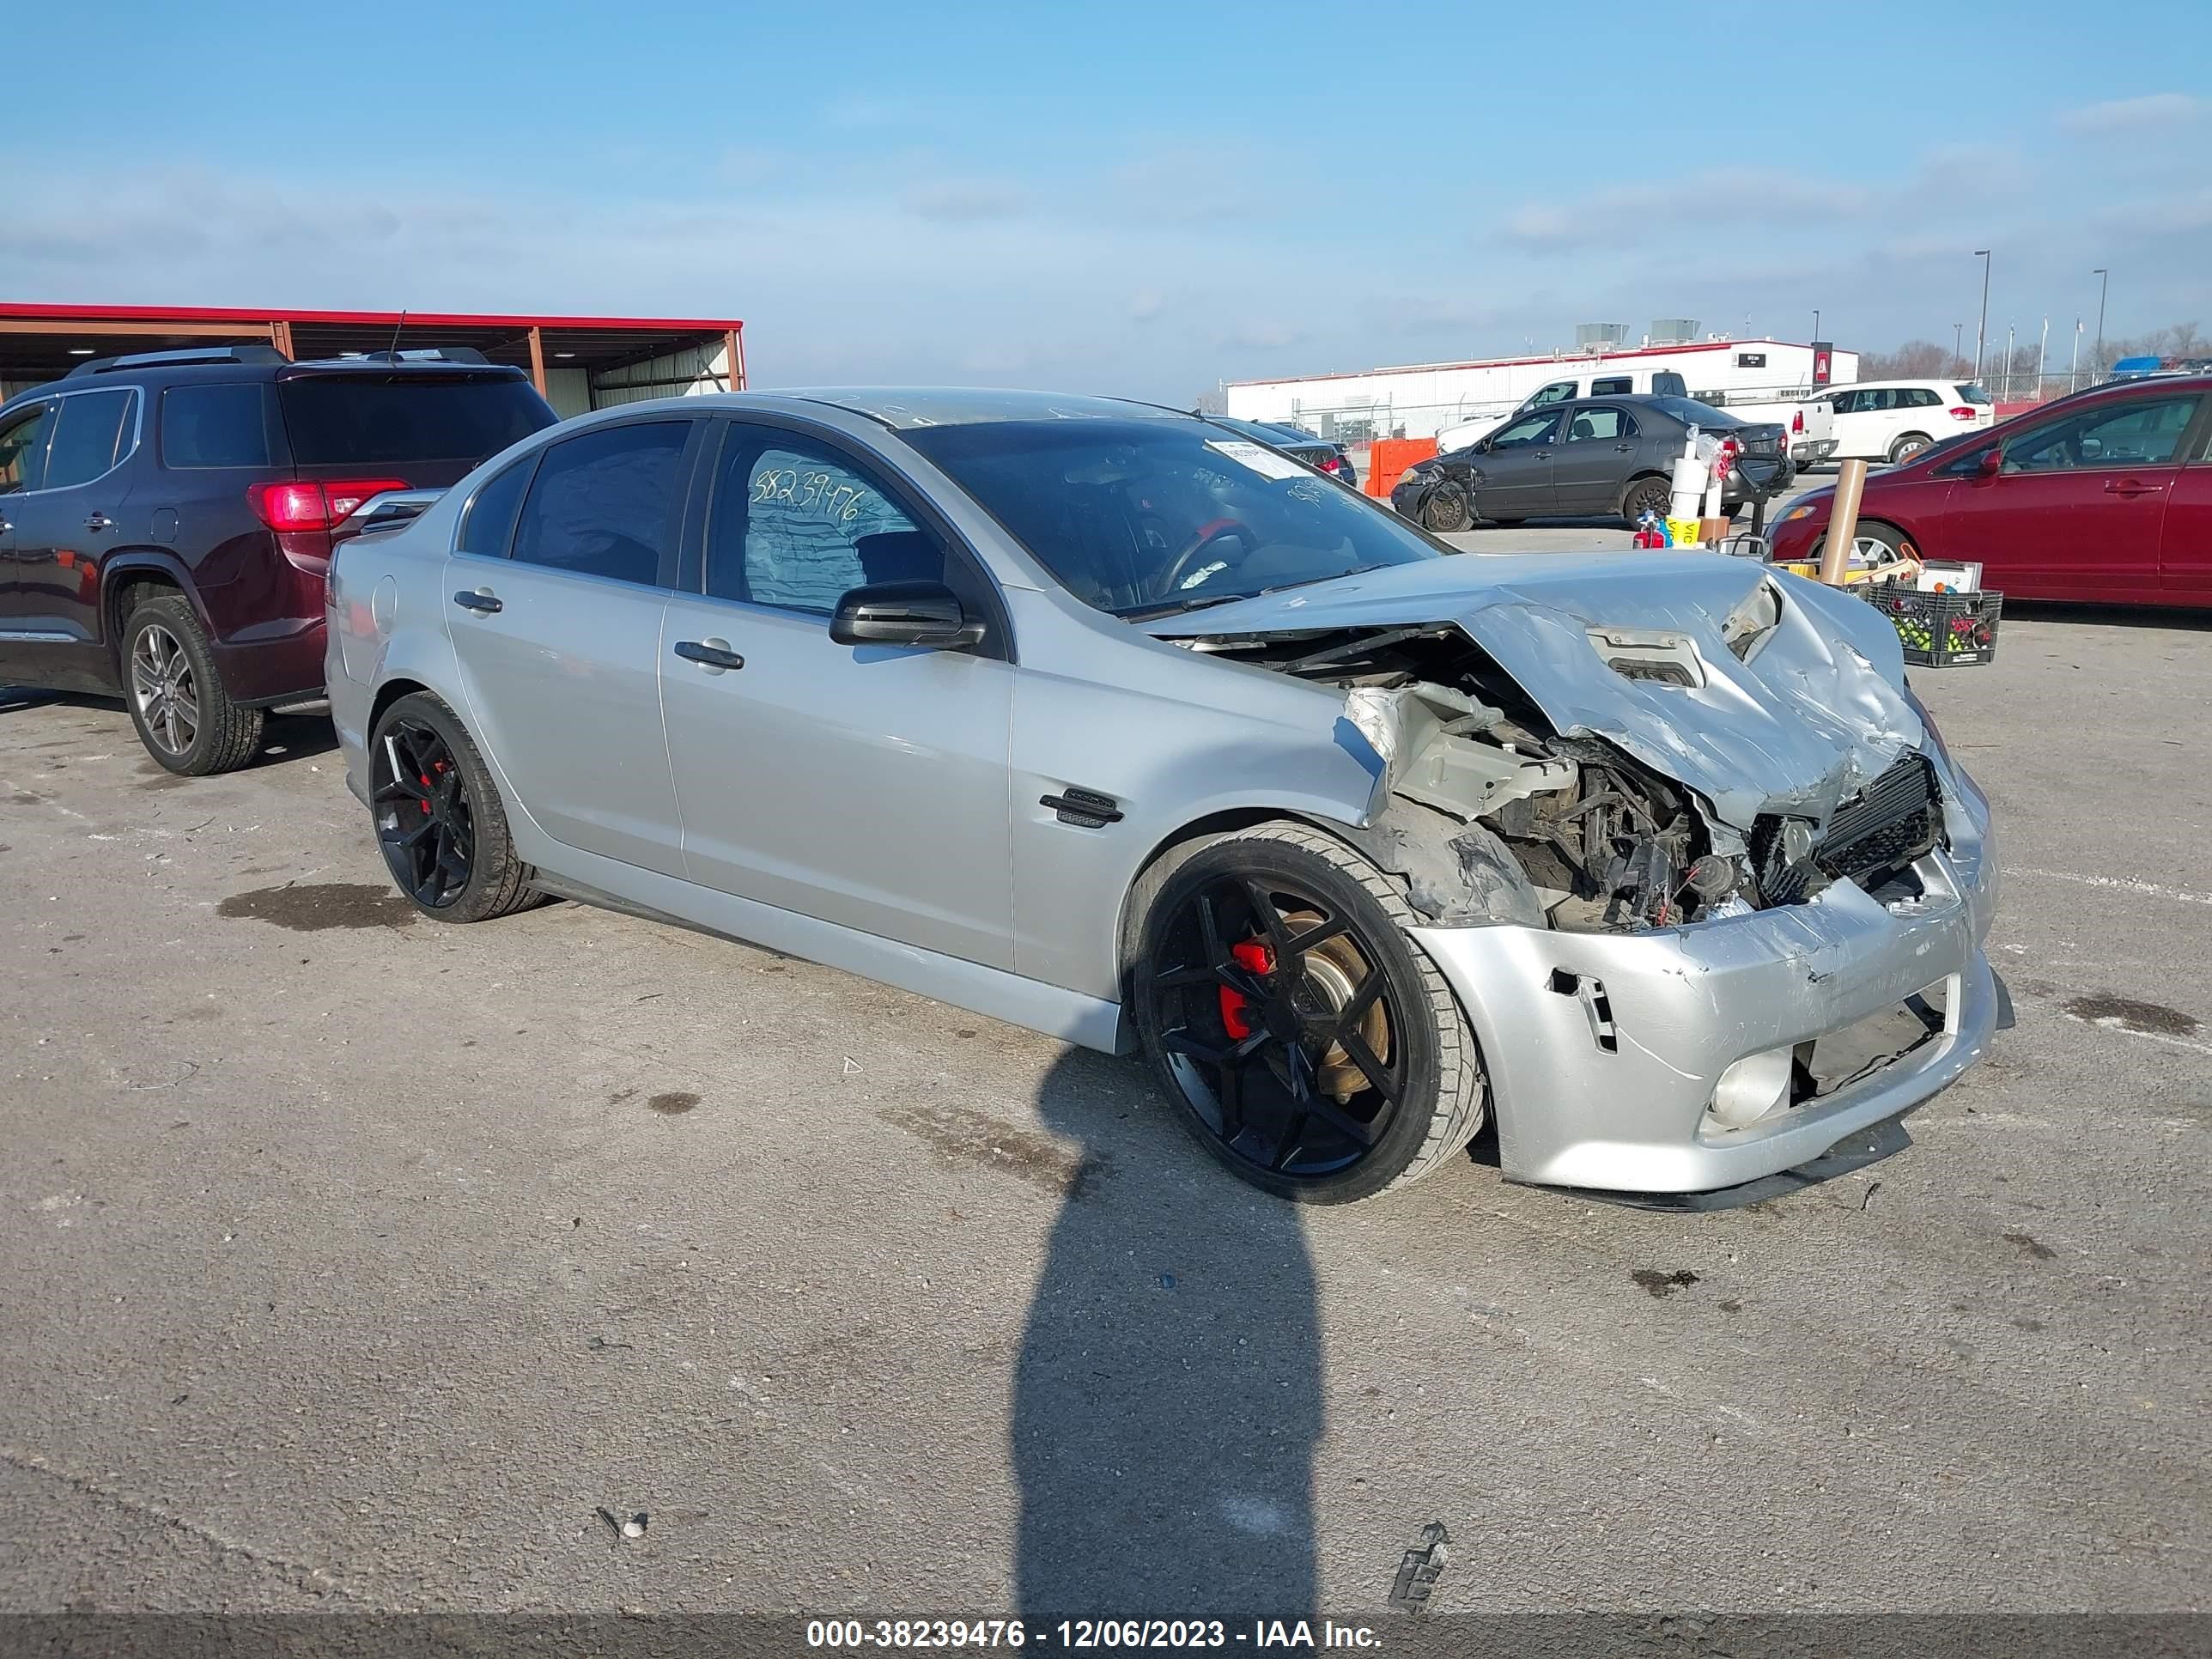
[1767,373,2212,605]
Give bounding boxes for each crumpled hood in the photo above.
[1146,551,1927,836]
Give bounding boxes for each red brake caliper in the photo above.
[1218,939,1275,1039]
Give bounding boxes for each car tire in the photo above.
[1808,519,1914,565]
[1420,484,1471,534]
[368,690,538,923]
[1888,432,1933,463]
[1129,821,1487,1205]
[1620,475,1671,525]
[122,594,264,776]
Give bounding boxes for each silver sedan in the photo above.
[325,389,1998,1203]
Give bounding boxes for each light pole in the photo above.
[2004,322,2015,399]
[2070,317,2082,390]
[2093,267,2109,371]
[1954,323,1964,368]
[1973,251,1991,381]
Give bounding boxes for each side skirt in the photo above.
[521,854,1132,1056]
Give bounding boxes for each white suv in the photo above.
[1814,380,1994,465]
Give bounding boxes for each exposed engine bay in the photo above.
[1177,616,1947,935]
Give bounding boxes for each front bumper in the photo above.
[1412,784,1998,1193]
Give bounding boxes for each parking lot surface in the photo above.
[3,593,2208,1614]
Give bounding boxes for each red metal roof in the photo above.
[1,301,743,331]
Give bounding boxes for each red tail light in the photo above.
[246,477,410,532]
[1948,406,1978,421]
[1316,454,1342,472]
[1792,409,1804,433]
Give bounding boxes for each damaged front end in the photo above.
[1151,556,1999,1192]
[1171,597,1942,938]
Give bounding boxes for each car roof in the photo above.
[1829,378,1969,390]
[769,387,1199,430]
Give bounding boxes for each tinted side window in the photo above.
[707,429,936,612]
[44,391,136,489]
[1492,410,1564,447]
[1527,381,1577,409]
[2007,396,2202,474]
[0,403,55,493]
[1589,377,1632,396]
[1903,387,1942,409]
[456,455,536,559]
[1565,407,1632,442]
[1653,372,1687,397]
[162,383,273,468]
[510,421,688,586]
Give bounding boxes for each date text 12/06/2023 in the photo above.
[805,1619,1386,1650]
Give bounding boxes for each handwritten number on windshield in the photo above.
[751,466,868,524]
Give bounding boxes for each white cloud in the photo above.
[1502,168,1876,250]
[2059,94,2207,133]
[904,176,1030,222]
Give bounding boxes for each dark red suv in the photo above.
[1768,373,2212,606]
[0,345,556,772]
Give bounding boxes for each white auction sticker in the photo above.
[1206,440,1309,482]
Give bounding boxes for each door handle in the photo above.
[674,638,744,672]
[0,518,12,535]
[1533,449,1552,459]
[85,512,114,532]
[2103,480,2164,495]
[452,588,503,614]
[1614,442,1634,453]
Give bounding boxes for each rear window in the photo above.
[1652,371,1688,398]
[1649,396,1743,429]
[1955,384,1993,405]
[276,374,555,468]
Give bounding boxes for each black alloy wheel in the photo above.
[1146,872,1408,1182]
[373,716,477,908]
[1622,475,1672,526]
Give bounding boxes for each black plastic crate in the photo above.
[1858,580,2003,668]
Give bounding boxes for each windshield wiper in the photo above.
[1113,592,1253,622]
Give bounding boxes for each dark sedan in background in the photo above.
[1392,395,1792,533]
[1210,416,1358,490]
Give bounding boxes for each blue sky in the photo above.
[8,0,2209,396]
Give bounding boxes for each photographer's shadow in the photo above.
[1012,1048,1321,1620]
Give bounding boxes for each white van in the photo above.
[1435,368,1689,453]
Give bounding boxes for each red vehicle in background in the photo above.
[1767,373,2212,605]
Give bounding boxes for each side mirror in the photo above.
[1977,448,2003,478]
[829,580,985,651]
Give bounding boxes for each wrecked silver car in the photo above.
[326,389,1997,1205]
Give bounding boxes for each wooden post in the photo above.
[270,319,295,361]
[527,325,549,399]
[1820,458,1870,586]
[726,328,744,391]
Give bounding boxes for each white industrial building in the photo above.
[1225,325,1861,443]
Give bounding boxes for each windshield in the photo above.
[277,374,556,466]
[1649,396,1745,429]
[903,417,1439,617]
[1955,384,1993,405]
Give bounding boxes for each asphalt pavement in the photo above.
[2,591,2207,1618]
